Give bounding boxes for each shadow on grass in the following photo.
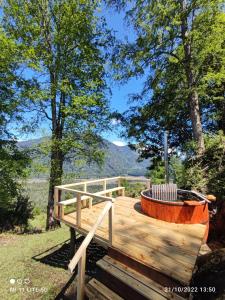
[32,235,107,299]
[32,238,71,269]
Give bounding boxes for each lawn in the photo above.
[0,219,74,300]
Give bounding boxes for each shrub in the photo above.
[0,142,33,231]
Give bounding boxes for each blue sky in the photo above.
[15,6,146,146]
[101,6,144,145]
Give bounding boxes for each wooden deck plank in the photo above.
[62,196,206,285]
[85,278,124,300]
[66,209,196,268]
[83,200,205,250]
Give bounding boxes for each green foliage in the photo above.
[146,159,165,185]
[146,156,186,186]
[110,0,225,158]
[0,143,33,231]
[2,0,112,158]
[0,29,22,138]
[146,132,225,199]
[2,0,114,228]
[0,27,33,231]
[169,156,186,188]
[183,131,225,197]
[121,179,145,198]
[33,206,41,216]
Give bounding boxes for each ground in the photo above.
[0,215,71,300]
[0,212,107,300]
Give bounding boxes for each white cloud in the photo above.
[112,140,127,147]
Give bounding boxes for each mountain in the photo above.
[18,138,150,178]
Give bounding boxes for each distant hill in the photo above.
[18,138,150,178]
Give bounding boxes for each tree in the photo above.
[2,0,112,229]
[0,29,32,231]
[109,0,225,157]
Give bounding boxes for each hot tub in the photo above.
[141,189,209,225]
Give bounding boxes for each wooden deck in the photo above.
[62,196,206,286]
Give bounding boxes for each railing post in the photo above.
[118,178,122,196]
[88,197,92,209]
[83,183,87,208]
[54,187,59,218]
[77,251,86,300]
[103,179,106,192]
[77,193,81,227]
[60,205,65,219]
[109,201,114,247]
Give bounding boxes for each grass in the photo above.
[0,215,73,300]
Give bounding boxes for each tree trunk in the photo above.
[46,134,63,230]
[180,0,205,155]
[46,68,63,230]
[189,90,205,155]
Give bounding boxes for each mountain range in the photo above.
[18,138,150,178]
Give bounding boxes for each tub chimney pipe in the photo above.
[164,131,169,183]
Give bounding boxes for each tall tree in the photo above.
[109,0,225,156]
[2,0,112,229]
[0,29,32,230]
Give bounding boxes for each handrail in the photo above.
[56,176,121,188]
[68,200,113,273]
[56,176,150,189]
[68,200,114,300]
[55,187,114,202]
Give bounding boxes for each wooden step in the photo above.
[96,256,184,300]
[108,247,183,290]
[85,278,124,300]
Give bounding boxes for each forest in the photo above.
[0,1,225,299]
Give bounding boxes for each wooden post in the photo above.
[118,178,122,196]
[109,202,114,246]
[103,179,106,193]
[70,228,77,259]
[121,188,125,197]
[77,193,81,227]
[77,251,86,300]
[54,187,59,218]
[88,197,92,209]
[83,183,87,208]
[60,205,64,219]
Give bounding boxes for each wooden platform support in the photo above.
[70,227,77,259]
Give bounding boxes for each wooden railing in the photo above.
[54,176,121,219]
[53,176,150,300]
[68,200,114,300]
